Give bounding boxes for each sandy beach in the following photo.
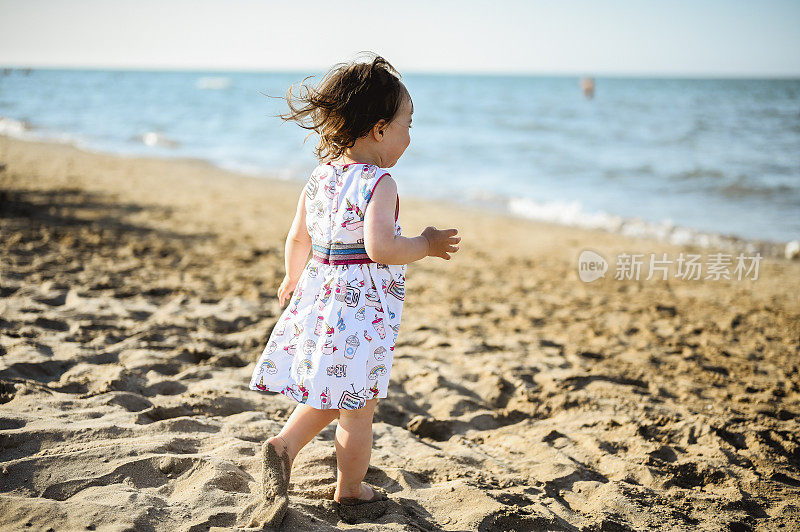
[1,134,799,531]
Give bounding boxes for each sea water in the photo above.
[1,68,798,250]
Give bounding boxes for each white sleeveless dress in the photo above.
[248,162,406,410]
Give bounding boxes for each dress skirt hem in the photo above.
[247,382,387,410]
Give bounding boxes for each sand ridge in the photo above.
[1,135,799,531]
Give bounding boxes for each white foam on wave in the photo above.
[0,114,90,148]
[507,196,781,257]
[0,116,31,136]
[508,198,626,233]
[137,131,179,149]
[195,76,231,90]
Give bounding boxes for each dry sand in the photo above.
[1,134,799,531]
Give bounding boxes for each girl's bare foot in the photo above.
[236,435,294,528]
[266,435,293,493]
[333,482,380,503]
[333,482,389,523]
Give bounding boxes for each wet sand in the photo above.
[1,134,799,531]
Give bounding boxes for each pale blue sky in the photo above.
[1,0,798,77]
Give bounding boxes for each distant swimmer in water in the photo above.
[580,77,595,99]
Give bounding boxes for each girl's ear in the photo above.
[372,120,387,142]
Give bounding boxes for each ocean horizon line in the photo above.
[2,64,799,81]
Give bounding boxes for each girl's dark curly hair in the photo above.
[271,52,409,163]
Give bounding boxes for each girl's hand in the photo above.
[421,226,461,260]
[277,274,299,307]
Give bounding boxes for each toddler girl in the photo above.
[239,52,460,527]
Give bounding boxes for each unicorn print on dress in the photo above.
[320,323,337,355]
[368,380,379,399]
[342,198,365,231]
[283,382,310,404]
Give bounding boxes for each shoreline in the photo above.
[0,123,794,261]
[2,133,799,309]
[1,133,799,530]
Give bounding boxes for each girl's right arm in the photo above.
[364,174,460,265]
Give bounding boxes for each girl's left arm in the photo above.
[284,187,312,283]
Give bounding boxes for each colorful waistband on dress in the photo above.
[311,242,375,265]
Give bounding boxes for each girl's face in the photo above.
[379,93,413,168]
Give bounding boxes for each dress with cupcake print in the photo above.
[248,162,406,410]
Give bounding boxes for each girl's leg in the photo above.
[333,397,378,501]
[268,403,341,479]
[241,403,339,528]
